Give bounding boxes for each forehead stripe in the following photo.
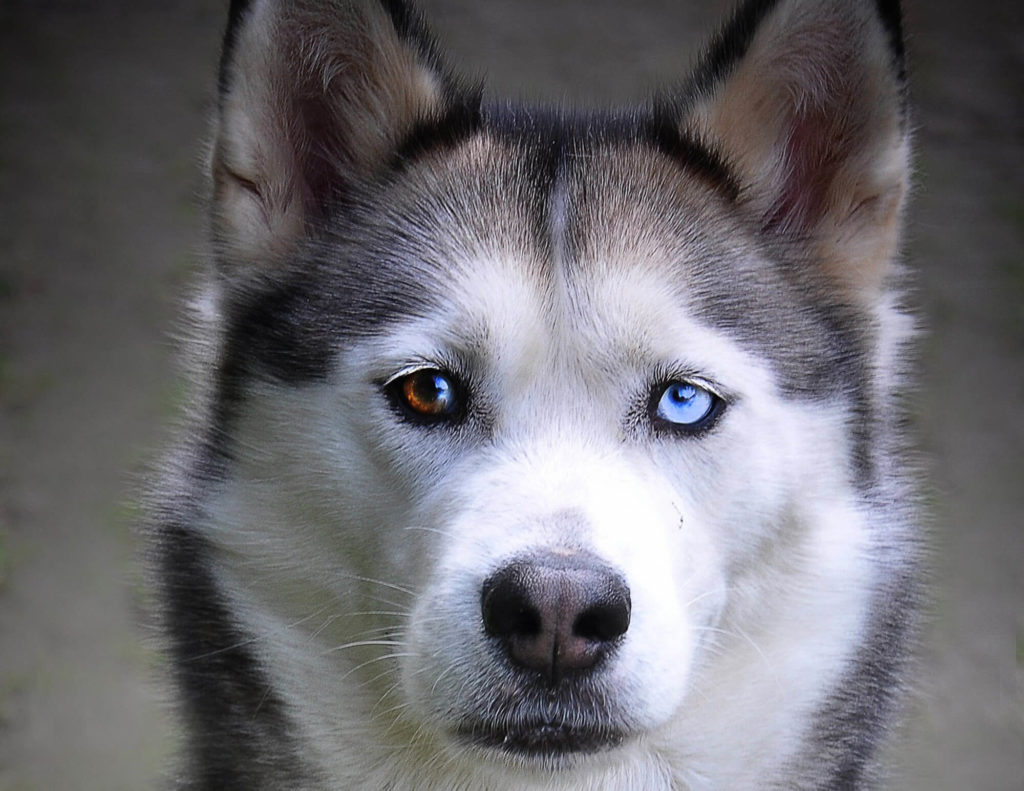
[646,104,740,202]
[391,90,484,170]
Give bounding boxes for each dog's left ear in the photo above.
[683,0,909,302]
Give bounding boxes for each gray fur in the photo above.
[152,0,920,788]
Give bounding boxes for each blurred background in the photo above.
[0,0,1020,788]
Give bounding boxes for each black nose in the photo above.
[480,551,631,682]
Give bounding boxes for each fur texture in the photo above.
[152,1,920,788]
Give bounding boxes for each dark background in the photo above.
[0,1,1021,787]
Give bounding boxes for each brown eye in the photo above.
[394,369,461,421]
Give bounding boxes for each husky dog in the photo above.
[153,0,919,787]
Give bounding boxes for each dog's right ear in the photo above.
[211,0,473,270]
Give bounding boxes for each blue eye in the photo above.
[653,381,720,431]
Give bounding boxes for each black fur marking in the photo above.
[481,103,644,148]
[200,276,340,471]
[874,0,910,138]
[646,101,740,202]
[681,0,908,120]
[223,277,339,386]
[158,521,316,789]
[684,243,871,395]
[477,103,574,257]
[682,0,783,105]
[797,545,920,787]
[481,103,730,207]
[377,0,481,121]
[392,90,484,170]
[479,101,876,419]
[205,227,449,466]
[216,0,254,105]
[216,238,445,389]
[377,0,444,73]
[874,0,907,86]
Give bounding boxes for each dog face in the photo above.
[179,0,912,784]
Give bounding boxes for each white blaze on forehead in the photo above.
[452,254,552,370]
[356,249,550,379]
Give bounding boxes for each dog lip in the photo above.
[457,719,625,757]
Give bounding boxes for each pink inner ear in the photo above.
[291,88,352,218]
[763,106,844,236]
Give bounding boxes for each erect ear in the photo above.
[683,0,909,303]
[211,0,474,269]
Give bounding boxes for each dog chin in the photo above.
[450,704,634,770]
[454,718,629,765]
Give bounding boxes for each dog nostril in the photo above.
[482,577,541,639]
[573,598,630,643]
[481,551,630,681]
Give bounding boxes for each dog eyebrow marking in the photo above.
[645,103,740,202]
[391,91,484,170]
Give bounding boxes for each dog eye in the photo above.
[652,381,722,432]
[389,368,462,422]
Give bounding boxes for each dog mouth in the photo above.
[457,719,625,757]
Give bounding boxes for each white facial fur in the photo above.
[198,243,874,789]
[177,0,916,784]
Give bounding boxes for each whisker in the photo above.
[683,588,722,609]
[183,605,332,662]
[369,679,405,718]
[340,574,416,597]
[322,639,404,656]
[337,652,417,683]
[430,661,459,696]
[403,525,452,538]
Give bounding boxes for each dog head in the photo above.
[193,0,911,782]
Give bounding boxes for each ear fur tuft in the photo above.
[683,0,910,302]
[210,0,472,271]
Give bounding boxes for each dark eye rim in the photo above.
[383,367,467,426]
[647,379,726,436]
